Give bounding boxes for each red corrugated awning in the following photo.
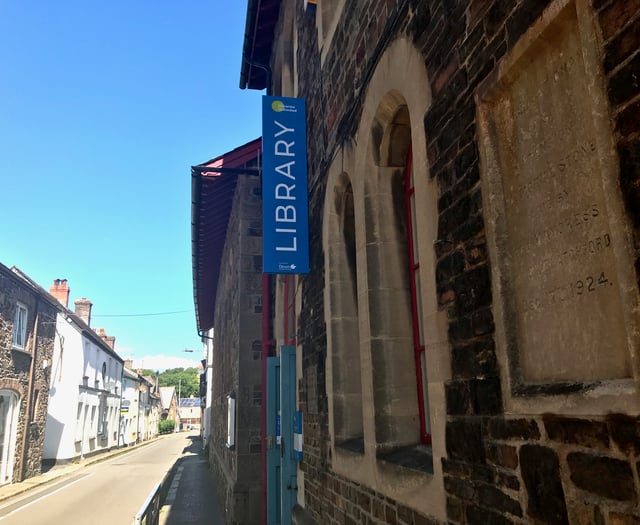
[191,138,262,332]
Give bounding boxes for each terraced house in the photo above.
[194,0,640,523]
[42,280,124,464]
[0,264,57,485]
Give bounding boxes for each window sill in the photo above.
[10,347,31,357]
[377,444,434,475]
[335,437,364,455]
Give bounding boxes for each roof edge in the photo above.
[239,0,260,90]
[239,0,280,91]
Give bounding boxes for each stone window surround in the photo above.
[326,170,364,452]
[314,0,346,65]
[322,37,450,521]
[273,2,297,97]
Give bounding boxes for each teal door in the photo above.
[266,356,281,525]
[266,347,297,525]
[280,346,297,523]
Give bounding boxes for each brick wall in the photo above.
[289,0,640,523]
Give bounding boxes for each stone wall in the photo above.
[209,170,263,525]
[0,266,57,482]
[287,0,640,523]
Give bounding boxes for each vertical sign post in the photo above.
[262,96,310,274]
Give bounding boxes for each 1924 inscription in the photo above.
[477,4,633,384]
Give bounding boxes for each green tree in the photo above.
[159,419,175,434]
[158,367,200,398]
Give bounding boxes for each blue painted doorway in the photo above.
[266,346,297,525]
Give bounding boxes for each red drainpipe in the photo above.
[261,273,271,525]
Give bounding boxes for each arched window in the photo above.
[366,99,430,451]
[325,171,364,452]
[321,37,447,518]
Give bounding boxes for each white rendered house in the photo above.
[43,284,123,463]
[119,366,140,446]
[201,333,213,447]
[118,367,159,445]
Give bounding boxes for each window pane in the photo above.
[409,159,415,188]
[420,352,430,435]
[414,269,425,344]
[410,193,419,263]
[75,403,84,441]
[12,305,27,348]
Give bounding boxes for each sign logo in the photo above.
[262,96,309,274]
[271,100,298,113]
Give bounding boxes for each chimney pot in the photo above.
[50,279,71,308]
[96,327,116,350]
[74,298,93,327]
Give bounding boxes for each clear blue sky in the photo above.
[0,1,263,371]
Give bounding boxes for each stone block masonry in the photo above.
[0,265,57,482]
[283,0,640,523]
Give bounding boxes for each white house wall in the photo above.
[202,332,213,448]
[43,313,122,461]
[43,313,82,460]
[119,372,139,446]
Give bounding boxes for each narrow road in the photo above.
[0,432,192,525]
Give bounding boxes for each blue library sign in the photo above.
[262,96,309,274]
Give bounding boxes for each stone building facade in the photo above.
[239,0,640,523]
[0,264,57,484]
[192,139,264,524]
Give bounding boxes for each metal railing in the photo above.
[132,482,161,525]
[132,460,176,525]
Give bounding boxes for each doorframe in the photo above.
[0,391,19,485]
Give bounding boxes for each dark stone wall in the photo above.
[208,172,263,525]
[0,266,57,482]
[283,0,640,523]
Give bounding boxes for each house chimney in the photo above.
[97,327,116,350]
[74,298,92,326]
[49,279,70,307]
[124,359,133,370]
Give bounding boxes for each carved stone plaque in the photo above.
[477,2,636,385]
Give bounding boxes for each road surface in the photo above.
[0,432,193,525]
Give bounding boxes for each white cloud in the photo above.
[129,355,201,373]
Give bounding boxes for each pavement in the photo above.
[0,432,226,525]
[159,434,225,525]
